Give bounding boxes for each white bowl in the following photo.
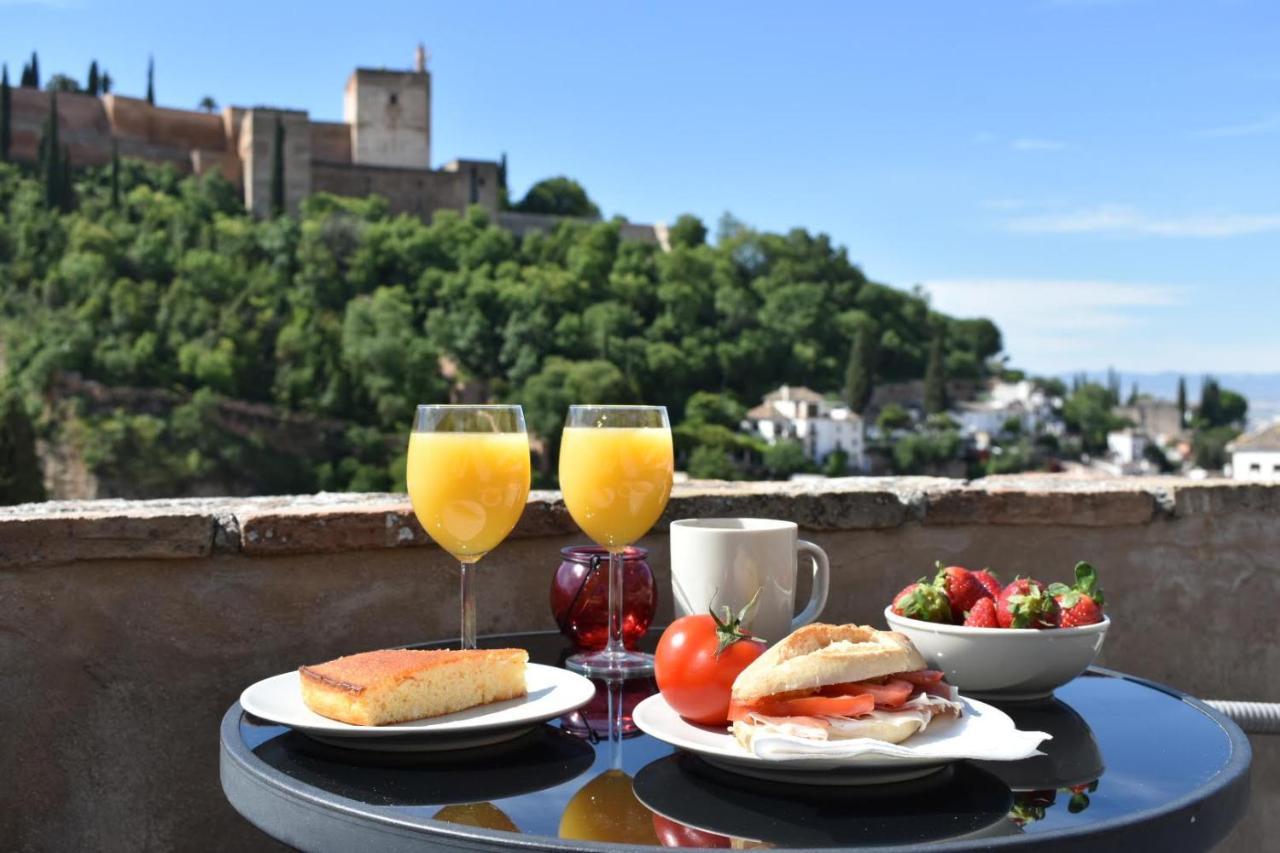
[884,607,1110,701]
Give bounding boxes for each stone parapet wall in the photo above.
[3,475,1275,565]
[1,476,1276,851]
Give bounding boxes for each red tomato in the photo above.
[654,613,766,726]
[651,813,731,848]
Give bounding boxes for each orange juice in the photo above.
[406,432,531,560]
[559,427,673,550]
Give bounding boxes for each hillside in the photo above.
[0,160,1004,499]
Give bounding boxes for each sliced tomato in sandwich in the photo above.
[898,670,946,686]
[727,692,875,722]
[822,678,914,708]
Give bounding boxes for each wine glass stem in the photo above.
[460,559,477,650]
[607,548,625,657]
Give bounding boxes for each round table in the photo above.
[220,631,1251,852]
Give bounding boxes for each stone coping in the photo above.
[1,476,1277,566]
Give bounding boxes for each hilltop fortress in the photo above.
[6,47,658,241]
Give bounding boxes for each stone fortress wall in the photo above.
[4,52,520,227]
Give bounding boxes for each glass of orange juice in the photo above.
[407,404,531,650]
[559,405,673,676]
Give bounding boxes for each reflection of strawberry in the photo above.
[892,579,952,623]
[935,564,988,621]
[1008,789,1057,826]
[1065,780,1099,813]
[972,568,1001,599]
[963,596,999,627]
[997,578,1058,629]
[1049,562,1106,628]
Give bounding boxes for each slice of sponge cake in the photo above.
[299,648,528,726]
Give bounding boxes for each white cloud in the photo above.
[1005,204,1280,237]
[923,278,1183,370]
[1192,114,1280,139]
[1010,137,1068,151]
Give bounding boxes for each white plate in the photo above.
[241,663,595,751]
[632,693,1025,785]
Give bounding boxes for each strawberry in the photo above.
[934,563,989,622]
[972,568,1002,599]
[1048,562,1106,628]
[996,578,1058,629]
[963,596,999,627]
[891,579,952,623]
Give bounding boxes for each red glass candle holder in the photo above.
[551,545,656,651]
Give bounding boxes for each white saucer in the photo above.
[632,693,1025,785]
[241,663,595,752]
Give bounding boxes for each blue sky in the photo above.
[4,0,1279,375]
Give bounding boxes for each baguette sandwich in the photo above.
[728,623,962,750]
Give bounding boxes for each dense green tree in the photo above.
[513,176,600,218]
[876,403,912,433]
[87,60,99,95]
[762,439,813,479]
[1177,376,1187,427]
[668,214,708,249]
[26,52,40,89]
[46,74,79,93]
[1219,389,1248,426]
[0,158,1006,497]
[892,429,961,475]
[0,65,10,162]
[146,56,155,105]
[923,334,947,414]
[38,89,72,211]
[0,387,46,505]
[269,117,285,217]
[198,95,217,113]
[1193,426,1239,471]
[687,445,741,480]
[1062,383,1127,452]
[683,391,744,428]
[100,70,112,94]
[823,448,849,477]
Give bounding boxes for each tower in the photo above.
[343,48,431,169]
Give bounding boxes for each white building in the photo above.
[951,380,1057,439]
[1107,429,1151,466]
[1229,422,1280,481]
[744,385,866,472]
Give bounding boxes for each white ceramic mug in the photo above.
[669,518,830,644]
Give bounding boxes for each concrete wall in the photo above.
[1,477,1275,851]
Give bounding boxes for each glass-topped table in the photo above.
[220,631,1251,852]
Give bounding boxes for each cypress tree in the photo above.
[60,144,72,210]
[101,70,112,94]
[923,334,947,414]
[20,62,31,89]
[146,56,155,105]
[42,90,61,209]
[1199,376,1222,428]
[0,388,46,505]
[87,60,100,96]
[269,115,286,216]
[110,140,120,209]
[30,52,39,89]
[1177,376,1187,427]
[843,325,877,414]
[1,65,10,162]
[1127,383,1138,406]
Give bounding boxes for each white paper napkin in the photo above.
[748,701,1050,762]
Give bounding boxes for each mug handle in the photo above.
[792,540,830,629]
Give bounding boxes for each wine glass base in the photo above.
[565,649,655,678]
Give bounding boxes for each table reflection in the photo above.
[559,675,663,844]
[434,802,520,833]
[971,696,1105,829]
